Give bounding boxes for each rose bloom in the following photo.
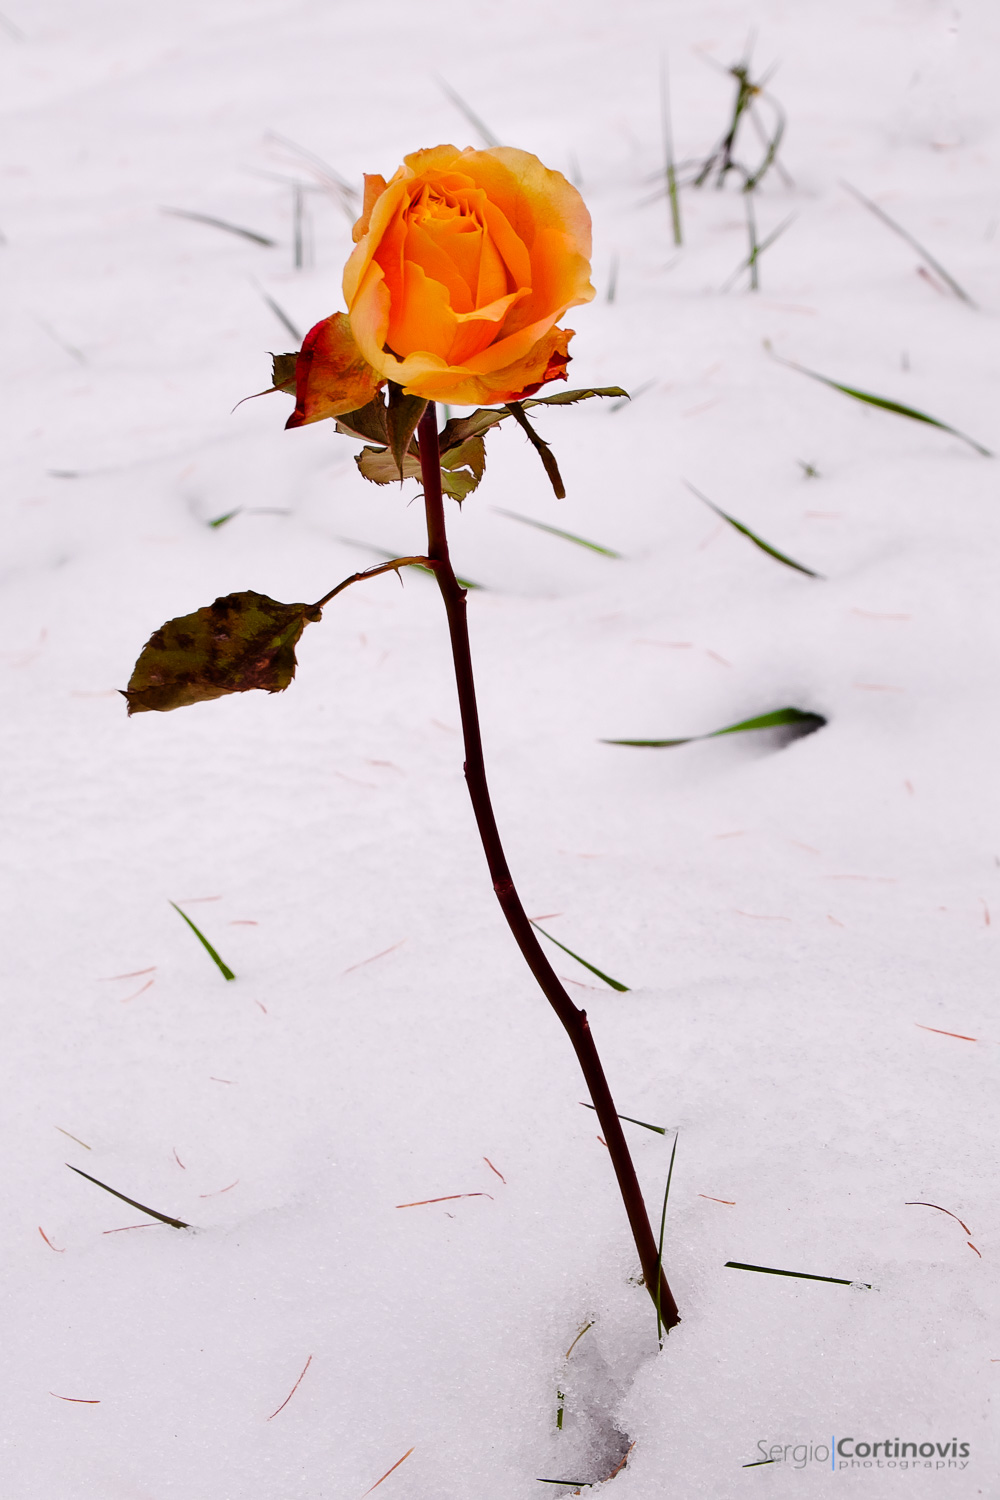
[287,144,595,425]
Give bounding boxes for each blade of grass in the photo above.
[684,481,821,577]
[725,1260,872,1287]
[66,1164,191,1229]
[660,53,683,246]
[743,1458,779,1467]
[257,286,302,343]
[529,922,629,992]
[769,348,992,456]
[493,508,622,558]
[580,1102,666,1135]
[603,705,826,748]
[207,509,241,529]
[161,208,276,247]
[170,902,235,981]
[721,209,795,293]
[656,1132,679,1343]
[841,180,975,306]
[436,77,500,147]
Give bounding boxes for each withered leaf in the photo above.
[124,591,322,715]
[356,445,422,486]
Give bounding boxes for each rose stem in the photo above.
[416,404,679,1330]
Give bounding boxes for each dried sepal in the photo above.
[285,313,383,428]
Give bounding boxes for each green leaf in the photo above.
[603,706,825,748]
[66,1163,191,1229]
[437,388,628,455]
[439,467,482,503]
[521,385,628,408]
[530,921,629,991]
[494,507,621,557]
[386,383,428,478]
[440,433,486,481]
[771,350,992,456]
[123,591,322,714]
[270,351,298,395]
[440,433,486,501]
[335,392,390,445]
[684,482,821,577]
[438,407,509,450]
[170,901,235,981]
[356,445,422,486]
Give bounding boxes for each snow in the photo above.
[2,0,998,1495]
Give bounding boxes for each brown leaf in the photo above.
[285,313,383,428]
[123,592,322,715]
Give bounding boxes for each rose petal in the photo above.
[285,313,383,428]
[391,325,573,406]
[387,260,457,360]
[352,174,388,243]
[403,219,475,314]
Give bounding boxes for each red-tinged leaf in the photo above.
[123,591,322,714]
[286,313,383,428]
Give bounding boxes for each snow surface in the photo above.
[3,1,999,1495]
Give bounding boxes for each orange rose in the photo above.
[287,144,594,425]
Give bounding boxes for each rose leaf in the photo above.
[385,383,428,477]
[270,351,299,394]
[355,445,422,486]
[335,392,389,446]
[123,591,322,715]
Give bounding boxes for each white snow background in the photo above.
[2,0,998,1495]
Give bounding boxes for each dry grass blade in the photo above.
[66,1164,191,1229]
[725,1260,871,1287]
[841,181,975,306]
[161,208,276,247]
[436,77,500,147]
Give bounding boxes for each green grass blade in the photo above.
[170,902,235,981]
[530,922,629,991]
[840,180,975,306]
[724,1261,871,1287]
[661,53,683,246]
[207,509,241,529]
[493,508,622,558]
[684,481,821,577]
[66,1164,191,1229]
[656,1132,679,1344]
[743,1459,778,1467]
[580,1102,666,1135]
[603,706,825,748]
[771,350,992,456]
[721,211,795,292]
